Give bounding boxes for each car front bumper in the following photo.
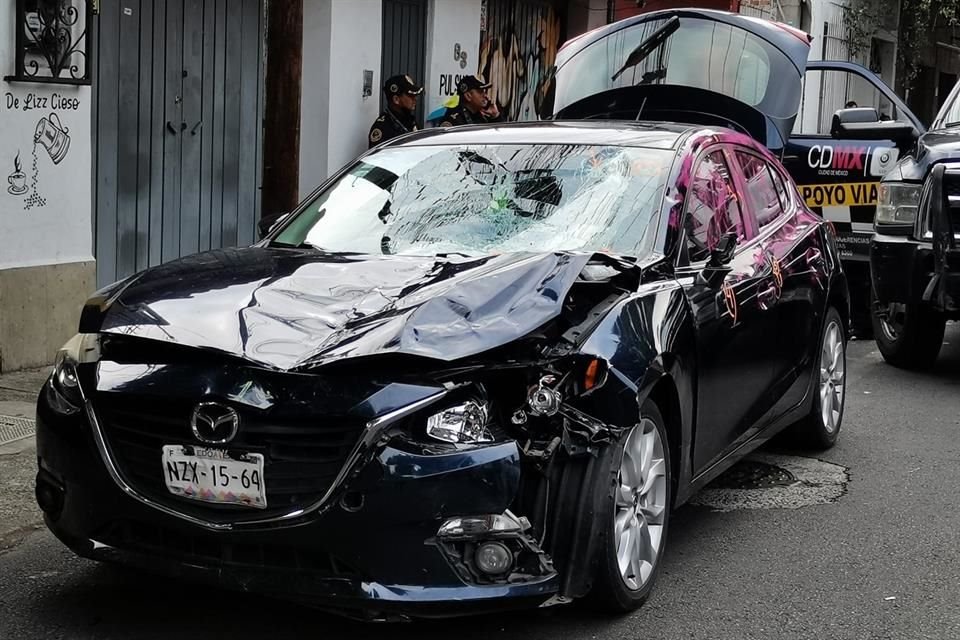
[871,234,960,314]
[35,383,560,619]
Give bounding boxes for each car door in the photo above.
[675,146,779,475]
[731,145,830,414]
[784,62,924,263]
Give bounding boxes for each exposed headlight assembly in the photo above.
[425,399,493,444]
[46,334,99,416]
[876,182,921,226]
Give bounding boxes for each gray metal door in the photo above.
[92,0,265,287]
[381,0,427,126]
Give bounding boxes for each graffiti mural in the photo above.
[478,0,562,122]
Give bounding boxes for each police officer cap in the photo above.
[384,74,423,97]
[457,75,492,95]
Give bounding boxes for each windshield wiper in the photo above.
[611,16,680,82]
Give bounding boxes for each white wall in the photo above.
[424,0,482,120]
[299,0,382,198]
[0,0,92,270]
[299,0,333,194]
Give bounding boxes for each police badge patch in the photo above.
[370,128,383,143]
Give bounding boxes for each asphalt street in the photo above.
[1,327,958,640]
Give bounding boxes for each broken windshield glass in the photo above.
[273,143,673,259]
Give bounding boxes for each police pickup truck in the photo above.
[871,79,960,368]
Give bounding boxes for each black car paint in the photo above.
[36,122,848,619]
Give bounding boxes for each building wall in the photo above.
[299,0,383,198]
[301,0,488,189]
[0,0,95,371]
[611,0,738,20]
[565,0,608,37]
[479,0,564,121]
[424,0,482,120]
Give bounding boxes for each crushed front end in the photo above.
[35,268,638,619]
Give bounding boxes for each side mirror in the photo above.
[708,232,738,268]
[257,212,290,240]
[831,107,917,145]
[697,232,737,288]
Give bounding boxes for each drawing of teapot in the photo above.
[35,112,70,165]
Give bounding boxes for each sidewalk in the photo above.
[0,366,51,552]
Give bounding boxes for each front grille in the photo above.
[928,173,960,237]
[94,519,358,576]
[94,393,364,522]
[945,175,960,198]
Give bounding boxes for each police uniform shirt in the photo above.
[438,104,505,128]
[369,108,418,148]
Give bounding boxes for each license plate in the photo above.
[162,445,266,508]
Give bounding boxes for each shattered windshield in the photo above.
[273,143,672,258]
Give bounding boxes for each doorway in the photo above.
[92,0,266,287]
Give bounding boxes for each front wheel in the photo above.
[872,300,945,369]
[589,400,671,612]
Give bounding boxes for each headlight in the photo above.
[45,334,99,415]
[876,182,920,225]
[426,400,493,444]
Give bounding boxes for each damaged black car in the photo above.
[37,122,849,620]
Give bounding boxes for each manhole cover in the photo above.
[710,460,797,489]
[689,453,849,512]
[0,415,36,446]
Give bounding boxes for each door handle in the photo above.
[190,120,202,135]
[757,282,779,310]
[166,121,177,135]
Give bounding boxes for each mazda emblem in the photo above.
[190,402,240,445]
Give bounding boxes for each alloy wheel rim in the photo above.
[819,320,845,434]
[614,418,667,591]
[878,302,906,342]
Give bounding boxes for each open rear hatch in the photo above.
[542,9,812,154]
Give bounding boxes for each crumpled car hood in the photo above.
[83,247,594,370]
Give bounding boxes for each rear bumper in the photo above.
[870,234,960,314]
[35,387,560,619]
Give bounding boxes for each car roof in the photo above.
[386,120,694,150]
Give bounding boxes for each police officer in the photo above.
[369,74,423,148]
[438,75,505,127]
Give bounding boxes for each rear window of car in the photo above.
[553,16,799,118]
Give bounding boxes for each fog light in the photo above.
[475,541,513,575]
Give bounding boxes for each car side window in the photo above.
[735,151,784,229]
[684,150,746,263]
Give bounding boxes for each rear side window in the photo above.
[735,151,785,229]
[684,150,745,262]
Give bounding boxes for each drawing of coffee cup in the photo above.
[8,171,26,193]
[35,112,70,165]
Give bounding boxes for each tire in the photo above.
[795,307,847,450]
[871,300,945,370]
[588,400,671,613]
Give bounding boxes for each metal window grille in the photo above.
[5,0,94,85]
